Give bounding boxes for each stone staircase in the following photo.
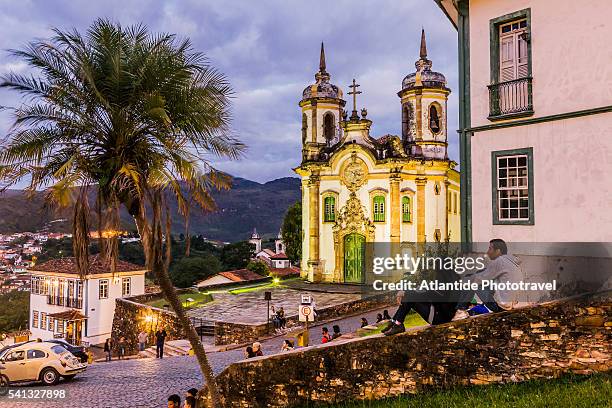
[139,339,193,358]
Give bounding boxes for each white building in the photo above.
[29,255,146,346]
[434,0,612,294]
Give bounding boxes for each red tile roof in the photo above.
[269,266,300,277]
[269,252,289,260]
[30,255,145,275]
[218,269,264,282]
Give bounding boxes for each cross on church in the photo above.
[348,78,362,120]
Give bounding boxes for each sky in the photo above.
[0,0,458,184]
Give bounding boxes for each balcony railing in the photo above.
[47,295,82,309]
[488,77,533,119]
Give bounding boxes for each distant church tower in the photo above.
[398,29,449,160]
[275,230,286,254]
[299,43,346,161]
[249,228,262,253]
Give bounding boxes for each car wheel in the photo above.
[40,368,59,385]
[0,374,9,396]
[63,374,76,381]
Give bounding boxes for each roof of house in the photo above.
[48,310,87,321]
[218,269,264,282]
[270,252,289,260]
[269,266,300,277]
[30,255,145,275]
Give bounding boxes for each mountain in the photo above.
[0,176,301,242]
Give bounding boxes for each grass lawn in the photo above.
[146,292,212,309]
[360,312,428,336]
[325,373,612,408]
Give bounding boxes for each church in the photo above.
[295,31,461,284]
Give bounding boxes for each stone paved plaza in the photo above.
[2,308,388,408]
[187,283,364,324]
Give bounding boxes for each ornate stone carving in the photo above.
[340,153,368,192]
[332,192,375,282]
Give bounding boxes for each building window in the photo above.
[41,312,47,331]
[323,112,335,145]
[489,9,533,120]
[99,279,109,299]
[402,103,414,141]
[402,196,412,223]
[453,192,458,214]
[492,148,534,224]
[32,310,39,328]
[323,196,336,222]
[429,104,441,134]
[122,277,131,297]
[373,196,385,222]
[48,317,55,332]
[301,113,308,143]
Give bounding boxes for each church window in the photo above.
[402,196,411,223]
[323,112,335,145]
[402,103,414,140]
[323,196,336,222]
[301,113,308,143]
[434,181,441,195]
[492,148,534,225]
[373,196,385,222]
[429,104,441,134]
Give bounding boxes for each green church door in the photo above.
[344,233,365,283]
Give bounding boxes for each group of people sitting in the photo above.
[270,305,287,332]
[167,388,198,408]
[382,239,524,336]
[321,324,343,343]
[244,341,264,358]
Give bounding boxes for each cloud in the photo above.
[0,0,459,184]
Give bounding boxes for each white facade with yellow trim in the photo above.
[295,35,460,283]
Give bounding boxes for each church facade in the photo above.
[295,32,461,284]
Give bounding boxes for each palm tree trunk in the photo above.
[185,205,191,258]
[134,196,222,408]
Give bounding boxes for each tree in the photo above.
[171,255,221,288]
[246,259,269,276]
[0,291,29,334]
[0,19,245,406]
[282,201,302,263]
[220,241,255,269]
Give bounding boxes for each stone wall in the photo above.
[201,291,611,407]
[111,298,183,355]
[213,293,393,346]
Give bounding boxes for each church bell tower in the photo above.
[299,43,346,161]
[398,30,450,160]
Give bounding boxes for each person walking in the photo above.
[156,327,167,359]
[118,336,126,360]
[103,338,112,362]
[167,394,181,408]
[137,330,148,352]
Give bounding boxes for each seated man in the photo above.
[384,238,521,335]
[452,238,523,320]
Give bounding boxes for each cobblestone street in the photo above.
[2,308,390,408]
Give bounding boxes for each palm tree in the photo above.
[0,19,245,406]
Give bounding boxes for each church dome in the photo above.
[400,29,448,92]
[302,81,342,99]
[301,43,344,101]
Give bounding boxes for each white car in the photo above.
[0,341,87,385]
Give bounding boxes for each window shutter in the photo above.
[500,35,516,82]
[517,35,529,78]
